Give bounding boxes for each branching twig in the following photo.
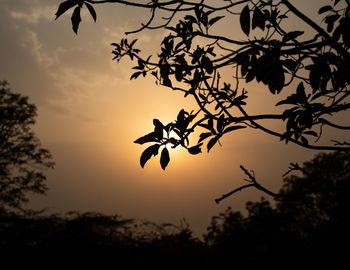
[215,165,281,204]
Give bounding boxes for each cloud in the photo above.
[21,30,56,68]
[10,4,55,24]
[0,0,128,115]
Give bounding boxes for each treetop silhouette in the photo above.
[0,81,54,211]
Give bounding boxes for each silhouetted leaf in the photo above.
[134,132,157,144]
[241,59,249,77]
[175,67,183,82]
[55,0,76,20]
[318,5,333,14]
[188,143,203,155]
[209,16,225,26]
[283,59,297,71]
[217,115,224,133]
[85,2,97,22]
[202,56,213,74]
[301,136,308,145]
[245,69,255,82]
[296,82,306,100]
[130,71,142,80]
[325,14,340,32]
[195,6,202,21]
[153,119,164,140]
[283,31,304,43]
[207,136,220,152]
[268,64,285,94]
[140,144,160,168]
[160,147,170,170]
[184,15,197,23]
[240,5,250,36]
[71,6,81,34]
[252,8,265,31]
[163,77,172,88]
[198,132,212,143]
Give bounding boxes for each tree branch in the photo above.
[281,0,350,59]
[215,165,281,204]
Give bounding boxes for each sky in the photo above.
[0,0,335,236]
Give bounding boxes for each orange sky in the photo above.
[0,0,338,236]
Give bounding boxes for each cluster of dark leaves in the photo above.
[55,0,96,34]
[55,0,350,171]
[133,110,198,170]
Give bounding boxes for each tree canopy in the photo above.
[55,0,350,199]
[0,81,54,211]
[204,151,350,267]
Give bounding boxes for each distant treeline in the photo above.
[1,151,349,268]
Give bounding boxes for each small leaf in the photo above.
[240,5,250,36]
[153,119,164,140]
[130,71,142,80]
[134,132,157,144]
[71,6,81,34]
[283,31,304,43]
[300,136,308,145]
[325,14,340,32]
[85,2,97,22]
[184,15,197,23]
[163,77,172,88]
[202,56,213,74]
[252,8,266,31]
[55,0,76,20]
[207,136,220,152]
[296,82,306,100]
[283,59,297,71]
[195,6,202,21]
[140,144,160,168]
[198,132,212,143]
[188,143,203,155]
[217,114,225,133]
[209,16,225,26]
[268,63,285,94]
[318,5,333,14]
[160,147,170,170]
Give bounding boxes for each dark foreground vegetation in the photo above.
[1,151,349,268]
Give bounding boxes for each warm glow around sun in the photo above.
[1,0,328,237]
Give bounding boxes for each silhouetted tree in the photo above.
[0,81,54,211]
[55,0,350,198]
[204,151,350,267]
[277,151,350,246]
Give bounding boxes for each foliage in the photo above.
[204,151,350,267]
[0,81,54,211]
[0,210,204,266]
[55,1,350,196]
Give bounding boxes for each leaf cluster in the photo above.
[55,0,350,173]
